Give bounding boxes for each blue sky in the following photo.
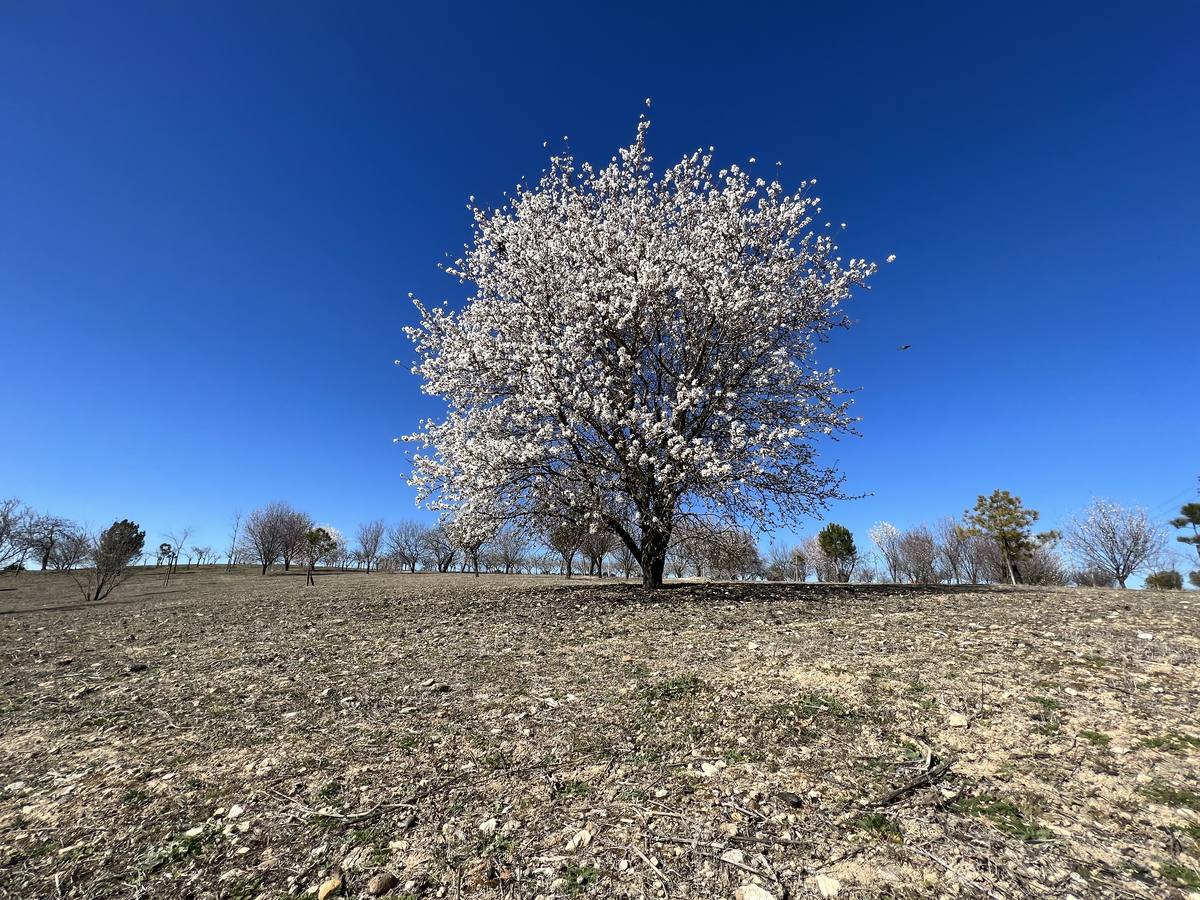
[2,1,1197,560]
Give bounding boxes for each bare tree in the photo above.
[615,544,640,579]
[386,521,428,573]
[1065,499,1166,589]
[935,517,971,584]
[51,526,90,571]
[421,524,457,572]
[278,507,312,571]
[242,502,290,575]
[450,521,494,577]
[702,526,762,580]
[494,527,531,574]
[164,527,192,574]
[546,519,585,578]
[20,513,73,571]
[1021,537,1070,586]
[0,499,29,571]
[355,519,386,574]
[580,528,618,577]
[897,525,943,584]
[226,510,242,572]
[962,529,990,584]
[1072,567,1116,588]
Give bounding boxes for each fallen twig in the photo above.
[869,754,956,807]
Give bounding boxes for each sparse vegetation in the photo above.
[1144,570,1183,590]
[1,571,1196,899]
[950,794,1052,841]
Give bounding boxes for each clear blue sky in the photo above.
[3,1,1197,558]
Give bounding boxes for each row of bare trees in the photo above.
[0,499,92,572]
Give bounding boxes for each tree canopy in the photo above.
[405,112,878,587]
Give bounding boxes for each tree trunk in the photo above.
[1117,576,1127,589]
[640,530,669,589]
[260,562,268,575]
[1003,551,1017,585]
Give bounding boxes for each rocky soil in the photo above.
[1,569,1198,899]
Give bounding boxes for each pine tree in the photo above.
[817,523,857,583]
[965,490,1038,585]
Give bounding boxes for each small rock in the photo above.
[816,874,841,897]
[226,804,244,819]
[720,849,745,865]
[948,713,969,728]
[718,822,739,837]
[1136,632,1154,640]
[366,872,399,896]
[566,829,591,852]
[700,762,721,776]
[735,884,775,900]
[317,874,342,900]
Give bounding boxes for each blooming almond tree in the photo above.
[405,111,879,588]
[1065,499,1165,589]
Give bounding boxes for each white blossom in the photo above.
[404,115,878,586]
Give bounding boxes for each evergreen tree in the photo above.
[77,520,145,602]
[817,523,857,583]
[1169,502,1200,563]
[965,489,1038,585]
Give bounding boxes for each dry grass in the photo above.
[1,569,1198,899]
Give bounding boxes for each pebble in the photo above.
[366,872,399,896]
[735,885,775,900]
[317,874,342,900]
[816,874,841,897]
[566,829,591,851]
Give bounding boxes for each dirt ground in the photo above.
[1,569,1197,900]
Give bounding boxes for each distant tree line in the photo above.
[4,479,1197,594]
[759,489,1196,590]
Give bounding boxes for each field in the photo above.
[1,570,1198,900]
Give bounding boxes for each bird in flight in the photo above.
[898,344,912,351]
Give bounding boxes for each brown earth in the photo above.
[1,569,1198,900]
